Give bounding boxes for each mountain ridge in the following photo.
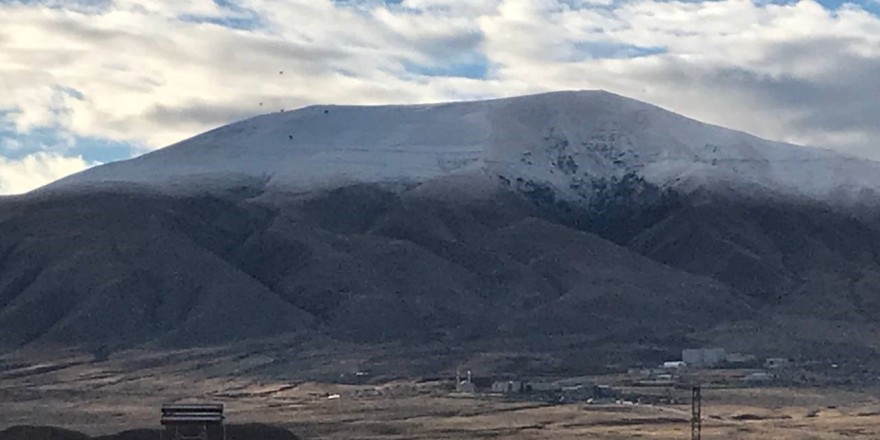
[43,90,880,209]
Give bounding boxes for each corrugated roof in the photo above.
[161,403,224,424]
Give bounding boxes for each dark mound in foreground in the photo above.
[0,424,300,440]
[227,424,301,440]
[0,426,88,440]
[93,430,157,440]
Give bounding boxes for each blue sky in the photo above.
[1,0,879,193]
[816,0,880,12]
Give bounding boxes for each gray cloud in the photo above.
[412,31,484,61]
[756,39,880,132]
[634,38,880,157]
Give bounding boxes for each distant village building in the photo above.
[595,385,617,399]
[458,381,477,393]
[456,369,477,393]
[744,371,773,383]
[527,381,563,392]
[662,361,687,369]
[491,380,524,394]
[682,348,727,368]
[161,403,225,440]
[560,384,602,401]
[725,352,758,366]
[765,358,790,369]
[634,372,677,387]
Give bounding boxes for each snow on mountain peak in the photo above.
[45,90,880,205]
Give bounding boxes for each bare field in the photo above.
[3,348,880,439]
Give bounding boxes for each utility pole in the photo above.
[691,385,702,440]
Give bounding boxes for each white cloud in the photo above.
[0,152,95,195]
[0,0,878,163]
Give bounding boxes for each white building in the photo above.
[662,361,687,369]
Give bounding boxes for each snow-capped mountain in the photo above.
[48,90,880,205]
[7,90,880,362]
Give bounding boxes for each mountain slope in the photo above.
[0,187,752,351]
[629,200,880,311]
[0,192,314,349]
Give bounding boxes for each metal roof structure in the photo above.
[161,403,224,424]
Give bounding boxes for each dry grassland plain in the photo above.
[3,346,880,439]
